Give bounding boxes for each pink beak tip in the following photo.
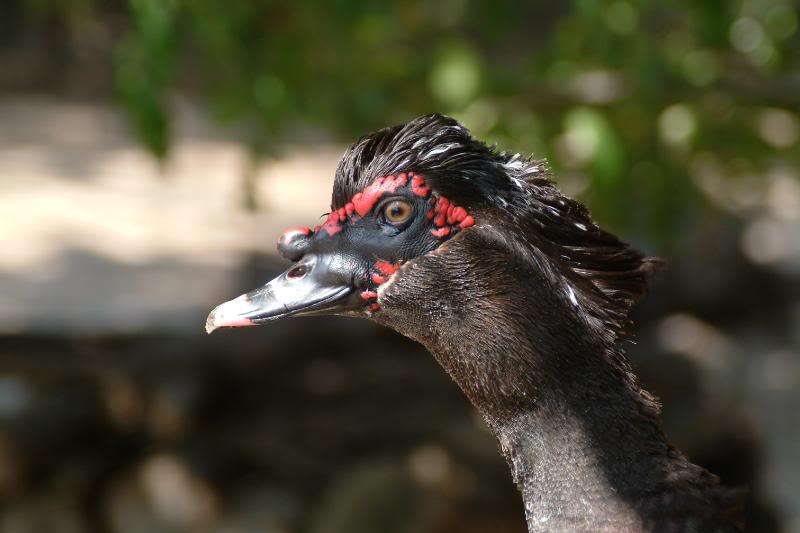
[205,296,256,334]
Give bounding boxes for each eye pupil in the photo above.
[287,264,308,279]
[383,200,412,224]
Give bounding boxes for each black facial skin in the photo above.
[302,187,442,279]
[206,176,467,329]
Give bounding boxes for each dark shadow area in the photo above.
[0,220,793,531]
[0,328,527,533]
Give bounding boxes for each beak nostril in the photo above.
[286,264,309,280]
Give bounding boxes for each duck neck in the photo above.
[433,328,675,531]
[486,373,669,531]
[389,285,678,528]
[376,234,733,531]
[431,316,734,532]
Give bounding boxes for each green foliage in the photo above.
[115,0,178,158]
[13,0,800,248]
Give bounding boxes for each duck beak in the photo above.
[205,253,358,333]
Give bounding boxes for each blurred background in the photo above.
[1,0,799,531]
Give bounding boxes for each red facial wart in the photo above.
[361,259,402,310]
[411,174,431,197]
[352,173,409,217]
[427,195,473,237]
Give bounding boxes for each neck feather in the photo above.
[433,310,738,532]
[376,231,740,532]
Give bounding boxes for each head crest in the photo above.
[333,113,662,336]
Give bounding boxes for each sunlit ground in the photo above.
[0,96,345,334]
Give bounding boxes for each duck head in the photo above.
[205,114,502,332]
[206,113,656,360]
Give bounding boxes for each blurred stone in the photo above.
[303,358,347,396]
[139,454,219,530]
[214,485,299,533]
[102,374,145,431]
[308,458,440,533]
[757,350,800,392]
[766,169,800,221]
[0,376,33,418]
[569,70,626,104]
[657,313,734,371]
[408,443,452,488]
[741,216,793,265]
[757,108,799,149]
[0,498,87,533]
[147,378,203,439]
[0,431,24,497]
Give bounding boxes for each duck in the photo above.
[206,113,743,532]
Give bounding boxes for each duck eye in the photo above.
[382,200,413,224]
[286,264,308,280]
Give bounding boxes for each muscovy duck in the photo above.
[206,114,742,532]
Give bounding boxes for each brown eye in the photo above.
[286,264,308,280]
[383,200,413,224]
